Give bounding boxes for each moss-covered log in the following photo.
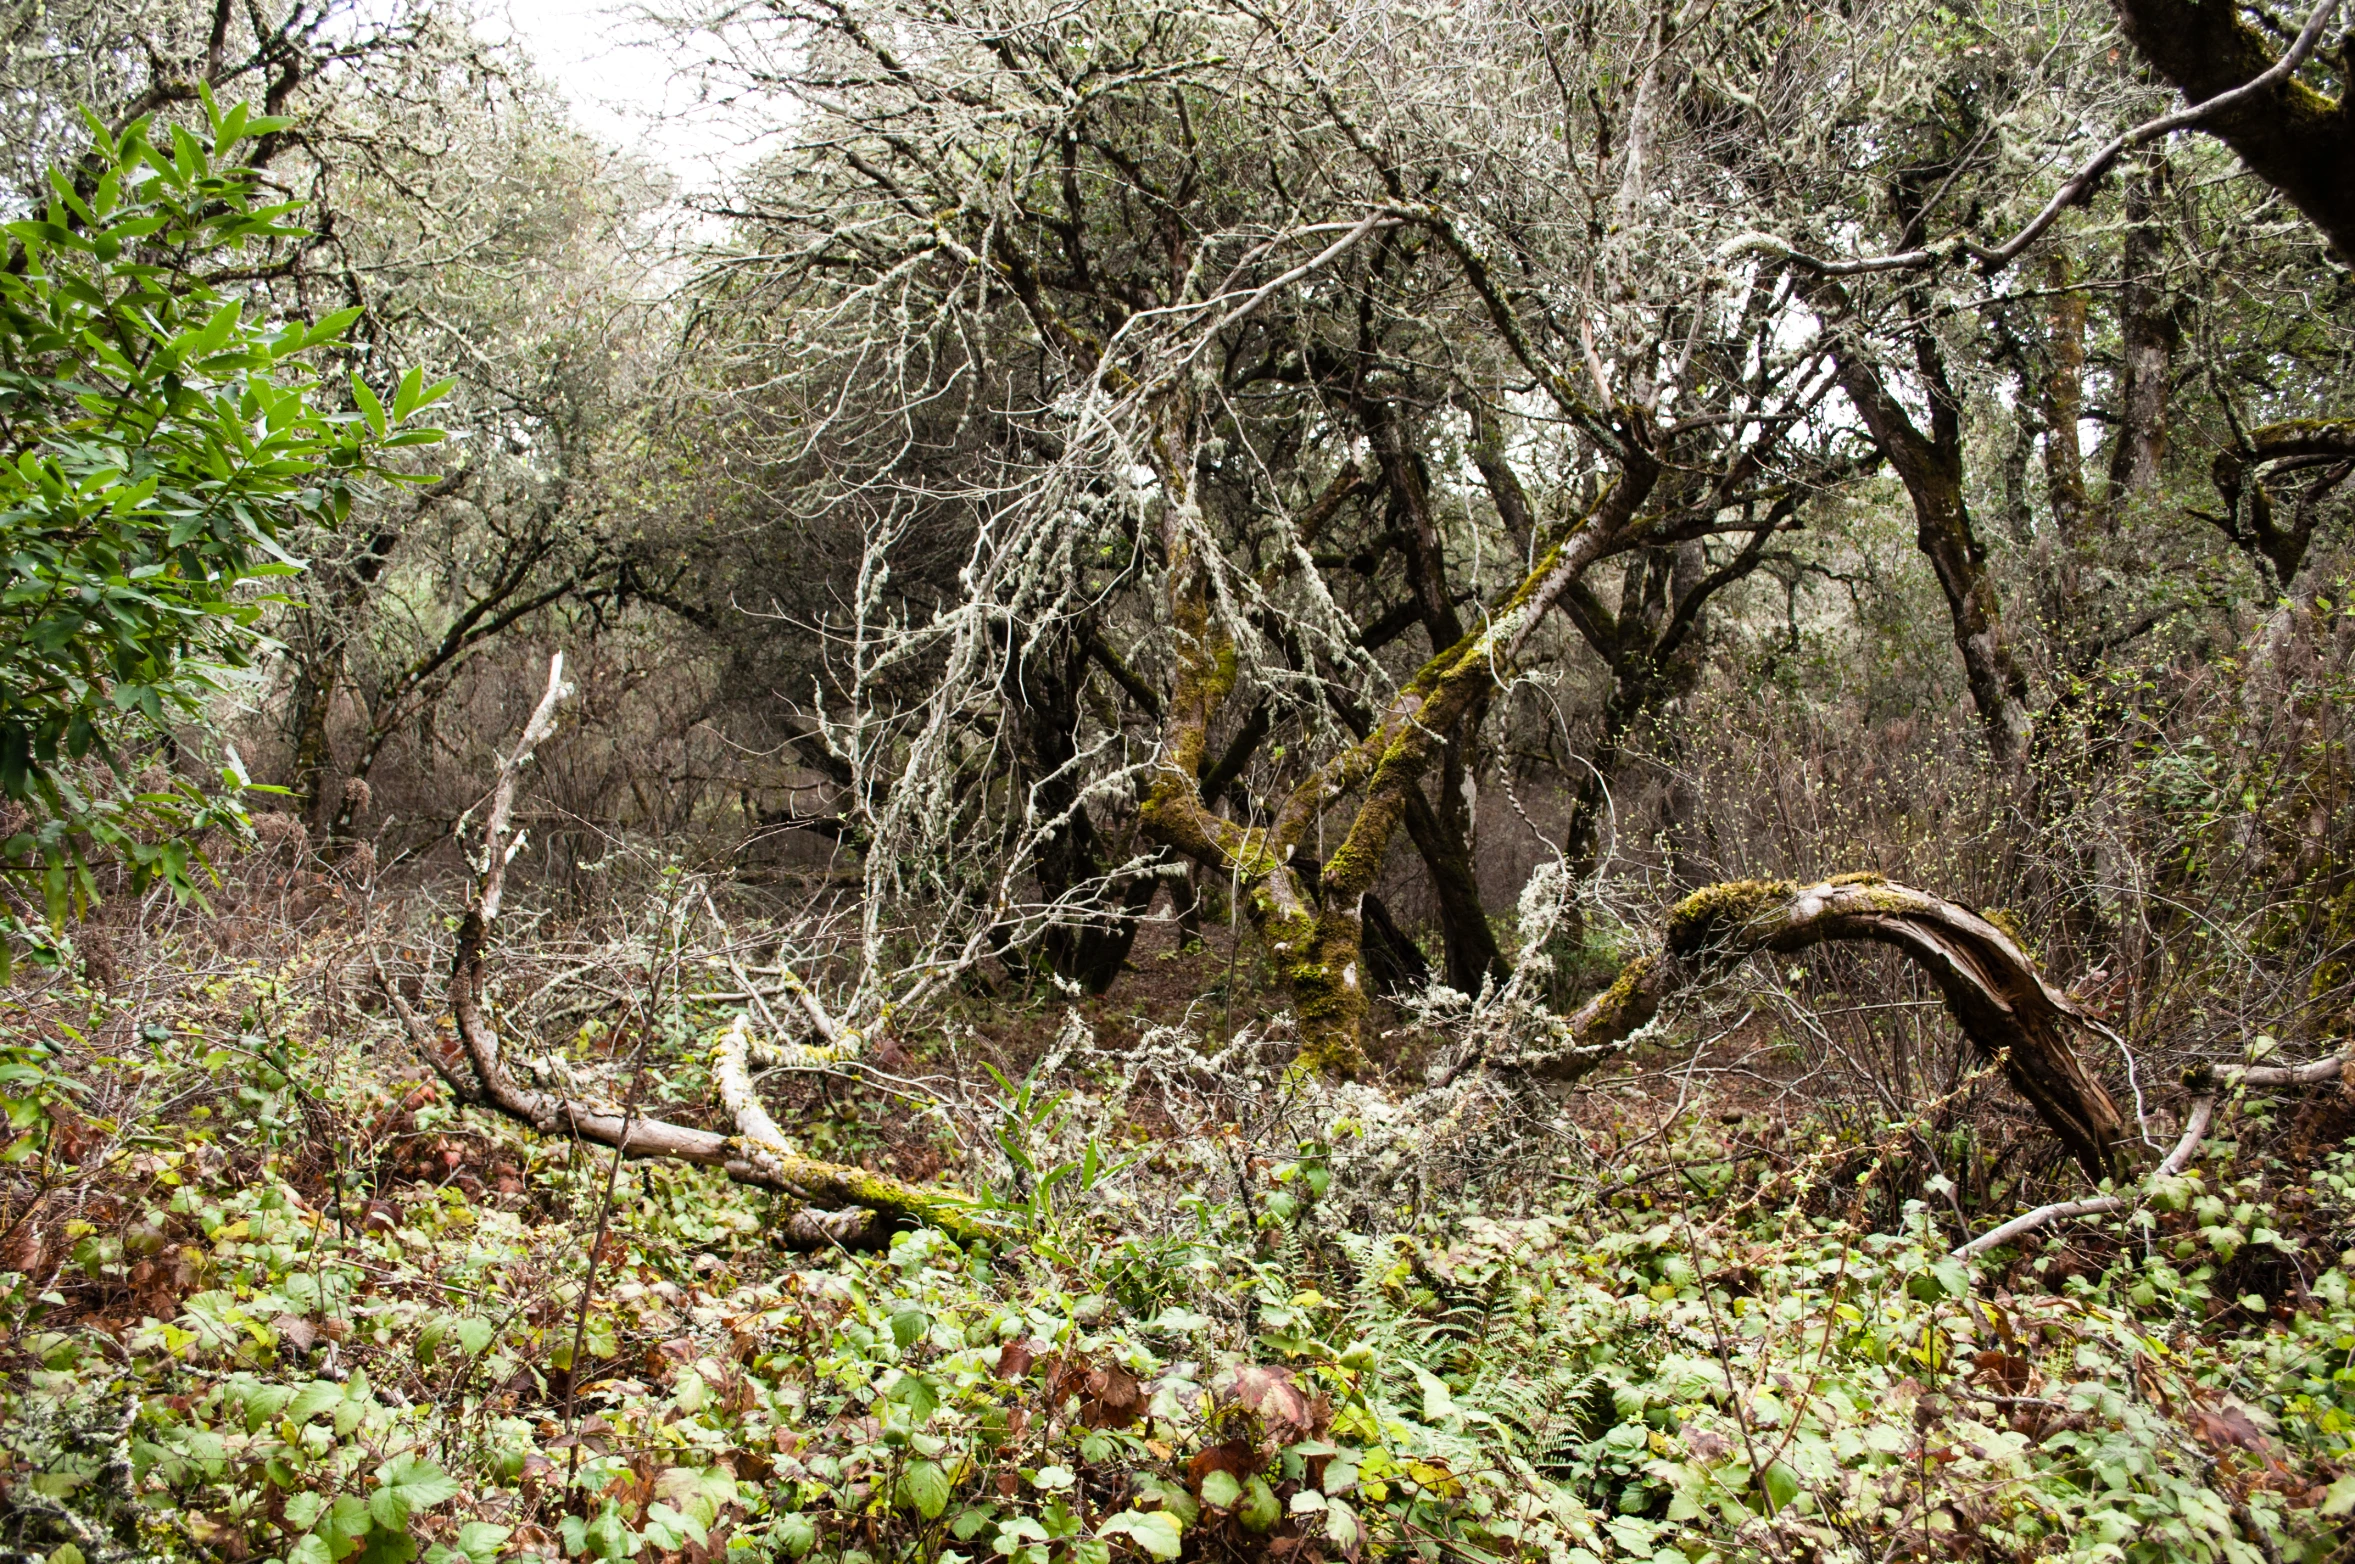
[1511,874,2127,1179]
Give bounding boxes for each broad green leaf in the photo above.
[303,307,366,349]
[324,1494,373,1559]
[1412,1364,1458,1423]
[1098,1511,1181,1561]
[1761,1461,1801,1515]
[902,1459,951,1519]
[393,367,425,422]
[775,1515,816,1557]
[369,1455,459,1532]
[1321,1499,1359,1552]
[1237,1477,1279,1533]
[886,1370,939,1423]
[583,1503,632,1561]
[456,1523,511,1560]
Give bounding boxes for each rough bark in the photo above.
[2040,253,2093,552]
[1359,889,1433,997]
[1823,321,2035,763]
[282,474,467,828]
[284,525,406,824]
[2107,166,2180,509]
[2206,420,2355,586]
[1554,523,1784,902]
[2111,0,2355,264]
[1399,785,1508,994]
[323,529,585,853]
[1506,874,2128,1180]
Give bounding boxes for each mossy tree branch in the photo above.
[1140,398,1667,1071]
[1506,875,2129,1180]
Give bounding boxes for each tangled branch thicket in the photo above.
[10,1,2355,1563]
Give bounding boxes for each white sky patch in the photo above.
[474,0,771,187]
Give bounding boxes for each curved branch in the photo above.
[1952,1094,2214,1260]
[1946,1045,2348,1258]
[1508,874,2127,1178]
[1722,0,2345,276]
[442,654,998,1245]
[2112,0,2355,262]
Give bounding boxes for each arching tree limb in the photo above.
[2111,0,2355,265]
[1508,874,2127,1179]
[438,653,998,1245]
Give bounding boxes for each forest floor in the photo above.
[4,878,2355,1564]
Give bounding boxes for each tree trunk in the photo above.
[2110,0,2355,264]
[1561,670,1642,895]
[1022,627,1160,994]
[1400,785,1507,994]
[2107,165,2180,509]
[1141,397,1662,1077]
[285,638,341,827]
[1359,889,1432,996]
[1367,399,1510,993]
[1826,329,2035,764]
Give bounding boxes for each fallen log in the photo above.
[1508,874,2128,1179]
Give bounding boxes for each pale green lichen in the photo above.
[1665,879,1797,956]
[1571,952,1662,1050]
[1979,906,2028,946]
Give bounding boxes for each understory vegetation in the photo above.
[7,1,2355,1562]
[6,876,2355,1564]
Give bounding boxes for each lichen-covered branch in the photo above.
[1952,1094,2214,1260]
[710,1015,995,1241]
[1139,437,1666,1075]
[437,653,997,1246]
